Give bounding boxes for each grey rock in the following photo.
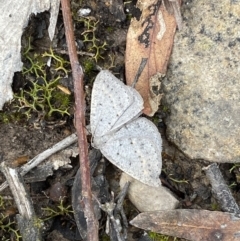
[0,0,60,109]
[163,0,240,162]
[119,173,179,212]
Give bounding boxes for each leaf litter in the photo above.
[125,0,181,116]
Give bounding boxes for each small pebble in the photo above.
[49,182,67,202]
[77,7,91,17]
[120,173,179,212]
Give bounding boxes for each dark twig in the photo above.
[60,1,99,241]
[114,182,130,240]
[97,182,130,241]
[131,58,148,88]
[98,193,125,241]
[203,163,240,214]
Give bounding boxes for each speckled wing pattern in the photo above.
[91,70,143,141]
[101,118,162,187]
[90,70,162,187]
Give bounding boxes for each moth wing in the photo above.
[100,117,162,187]
[91,70,143,142]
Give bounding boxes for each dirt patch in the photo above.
[0,124,71,165]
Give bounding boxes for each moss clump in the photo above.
[76,17,107,62]
[83,58,95,74]
[41,200,73,221]
[0,38,72,124]
[0,214,22,241]
[149,231,179,241]
[14,74,71,119]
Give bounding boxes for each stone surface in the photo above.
[119,173,179,212]
[163,0,240,163]
[0,0,60,109]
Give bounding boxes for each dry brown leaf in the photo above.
[57,85,71,95]
[11,155,29,168]
[125,0,179,116]
[130,209,240,241]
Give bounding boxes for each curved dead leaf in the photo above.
[126,0,179,116]
[57,85,71,95]
[131,209,240,241]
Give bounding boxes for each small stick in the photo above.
[163,0,182,30]
[57,49,95,57]
[39,47,95,57]
[97,193,124,241]
[60,1,99,241]
[0,162,42,241]
[0,133,78,192]
[114,182,130,240]
[203,163,240,214]
[131,58,148,88]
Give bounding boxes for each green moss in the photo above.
[83,58,95,74]
[229,163,240,173]
[42,48,70,76]
[106,26,114,33]
[149,231,179,241]
[1,40,72,124]
[14,74,70,119]
[162,105,169,113]
[0,196,21,241]
[76,17,107,62]
[0,112,11,124]
[41,200,73,221]
[0,215,21,241]
[168,175,189,184]
[100,233,111,241]
[211,202,220,211]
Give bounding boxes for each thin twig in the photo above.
[0,133,78,192]
[0,162,42,241]
[203,163,240,214]
[39,47,95,57]
[131,58,148,88]
[60,1,99,241]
